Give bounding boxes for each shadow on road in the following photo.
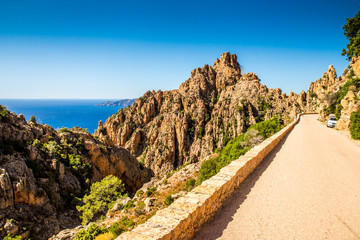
[192,131,292,240]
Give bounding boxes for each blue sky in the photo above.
[0,0,358,99]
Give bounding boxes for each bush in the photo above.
[185,178,196,191]
[119,216,136,230]
[94,233,114,240]
[58,127,72,133]
[350,110,360,139]
[77,176,125,225]
[74,224,108,240]
[145,187,156,197]
[136,189,144,197]
[249,115,283,138]
[0,105,10,121]
[164,195,174,206]
[4,235,22,240]
[108,222,123,237]
[123,200,135,210]
[198,116,284,184]
[29,115,36,124]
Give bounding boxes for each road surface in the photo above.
[193,114,360,240]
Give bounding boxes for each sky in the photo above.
[0,0,359,99]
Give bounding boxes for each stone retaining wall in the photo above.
[116,117,300,240]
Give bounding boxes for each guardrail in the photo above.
[116,116,301,240]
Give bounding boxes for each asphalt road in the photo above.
[193,114,360,240]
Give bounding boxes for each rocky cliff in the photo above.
[306,58,360,129]
[0,107,152,239]
[96,52,306,176]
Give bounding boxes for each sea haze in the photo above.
[0,99,122,133]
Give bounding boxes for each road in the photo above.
[193,114,360,240]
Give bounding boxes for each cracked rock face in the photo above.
[97,52,306,176]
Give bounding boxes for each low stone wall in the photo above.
[116,117,300,240]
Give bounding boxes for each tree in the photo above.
[29,115,36,124]
[77,175,126,225]
[342,7,360,60]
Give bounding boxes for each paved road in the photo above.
[193,114,360,240]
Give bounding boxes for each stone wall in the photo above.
[116,117,300,240]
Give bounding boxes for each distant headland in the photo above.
[97,98,136,107]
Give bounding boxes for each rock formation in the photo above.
[306,58,360,128]
[0,108,152,239]
[96,52,306,176]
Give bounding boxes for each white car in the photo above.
[327,114,337,128]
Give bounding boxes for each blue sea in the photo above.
[0,99,121,133]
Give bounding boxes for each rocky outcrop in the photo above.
[350,56,360,78]
[0,108,152,239]
[306,65,347,120]
[306,57,360,132]
[336,90,360,130]
[97,52,306,176]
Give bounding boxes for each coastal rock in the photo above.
[0,106,151,239]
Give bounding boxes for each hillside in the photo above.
[96,52,306,176]
[0,108,152,239]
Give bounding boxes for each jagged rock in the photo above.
[0,106,151,239]
[0,168,14,209]
[337,90,360,130]
[351,56,360,78]
[98,52,305,176]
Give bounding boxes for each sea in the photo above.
[0,99,122,133]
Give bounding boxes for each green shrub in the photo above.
[136,189,144,197]
[119,216,136,229]
[185,178,196,191]
[249,115,283,138]
[136,201,145,209]
[350,110,360,139]
[0,105,10,121]
[77,176,125,225]
[4,235,22,240]
[164,195,174,206]
[108,222,123,237]
[123,200,135,210]
[145,187,157,197]
[198,116,283,184]
[74,224,108,240]
[29,115,36,124]
[58,127,72,133]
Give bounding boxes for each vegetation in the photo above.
[74,224,108,240]
[323,72,360,119]
[342,6,360,60]
[94,233,114,240]
[0,105,10,121]
[350,110,360,139]
[198,116,284,184]
[164,195,174,206]
[185,178,196,191]
[29,115,36,124]
[145,187,157,197]
[28,138,92,192]
[77,175,126,225]
[123,200,135,210]
[4,235,22,240]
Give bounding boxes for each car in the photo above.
[327,114,337,128]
